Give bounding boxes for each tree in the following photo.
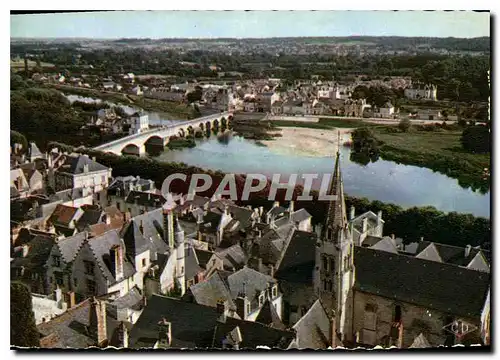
[11,130,28,152]
[351,127,380,163]
[398,118,412,133]
[11,282,40,348]
[460,125,490,153]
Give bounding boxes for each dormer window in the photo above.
[258,293,265,307]
[272,285,278,298]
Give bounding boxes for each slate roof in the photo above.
[58,155,109,175]
[37,299,120,349]
[211,317,295,349]
[267,206,286,218]
[76,208,103,231]
[255,299,286,330]
[416,241,491,267]
[226,267,276,301]
[121,208,169,259]
[275,230,317,284]
[195,249,215,269]
[185,246,203,280]
[110,286,144,310]
[354,246,490,318]
[290,208,312,223]
[125,190,165,208]
[409,333,431,348]
[129,294,221,348]
[189,271,236,311]
[129,294,295,349]
[292,299,331,349]
[369,237,399,254]
[11,235,55,272]
[56,231,88,263]
[87,230,136,284]
[29,142,42,158]
[215,244,248,270]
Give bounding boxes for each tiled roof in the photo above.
[110,286,144,310]
[189,271,236,311]
[56,232,88,263]
[215,244,248,271]
[49,204,80,226]
[226,267,276,301]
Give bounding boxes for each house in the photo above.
[404,84,437,101]
[128,294,296,349]
[411,109,442,121]
[243,98,256,112]
[129,112,149,135]
[184,266,283,322]
[102,81,116,90]
[378,102,395,118]
[11,233,56,295]
[31,289,68,325]
[256,92,280,113]
[51,154,112,194]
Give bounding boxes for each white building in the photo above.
[404,84,437,101]
[129,113,149,134]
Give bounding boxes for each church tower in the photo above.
[314,146,355,342]
[174,216,186,296]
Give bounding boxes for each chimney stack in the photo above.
[377,210,383,225]
[89,297,108,347]
[65,291,76,308]
[118,322,129,348]
[216,299,228,323]
[54,288,64,309]
[350,206,355,221]
[465,244,472,258]
[110,244,124,280]
[157,318,172,348]
[330,315,337,349]
[362,217,368,233]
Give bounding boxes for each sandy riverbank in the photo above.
[261,127,354,157]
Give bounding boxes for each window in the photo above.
[52,255,61,267]
[272,285,278,298]
[259,293,265,307]
[364,304,377,331]
[84,261,95,275]
[54,272,64,286]
[323,280,327,291]
[87,279,96,295]
[329,258,335,273]
[328,281,333,292]
[116,202,121,210]
[322,256,328,271]
[246,303,251,315]
[142,258,147,269]
[74,277,78,287]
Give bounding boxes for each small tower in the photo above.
[174,216,186,296]
[162,194,176,249]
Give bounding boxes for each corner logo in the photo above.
[442,319,478,339]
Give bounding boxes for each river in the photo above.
[153,134,490,218]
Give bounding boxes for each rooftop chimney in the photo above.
[118,322,129,348]
[110,244,124,280]
[89,297,108,347]
[157,318,172,349]
[465,244,472,258]
[216,299,229,323]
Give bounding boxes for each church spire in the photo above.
[324,144,347,242]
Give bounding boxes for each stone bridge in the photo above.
[94,111,233,155]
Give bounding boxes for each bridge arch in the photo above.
[121,143,142,156]
[144,135,165,147]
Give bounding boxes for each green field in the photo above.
[372,127,490,193]
[10,59,55,71]
[270,118,378,129]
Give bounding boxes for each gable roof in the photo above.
[56,231,88,263]
[415,243,443,263]
[275,230,317,284]
[409,333,431,348]
[292,299,331,349]
[129,294,221,348]
[184,246,203,280]
[255,299,286,330]
[215,244,248,271]
[58,155,109,175]
[354,246,490,318]
[189,271,236,311]
[369,237,399,254]
[87,230,136,284]
[195,249,215,269]
[226,267,276,301]
[49,204,80,226]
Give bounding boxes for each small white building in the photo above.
[129,113,149,134]
[379,102,395,118]
[404,84,437,101]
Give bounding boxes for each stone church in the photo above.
[314,151,490,348]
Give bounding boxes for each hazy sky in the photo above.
[11,11,490,39]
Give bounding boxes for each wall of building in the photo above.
[352,290,481,348]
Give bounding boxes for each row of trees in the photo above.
[39,141,490,249]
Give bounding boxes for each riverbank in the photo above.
[372,126,490,194]
[261,127,353,157]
